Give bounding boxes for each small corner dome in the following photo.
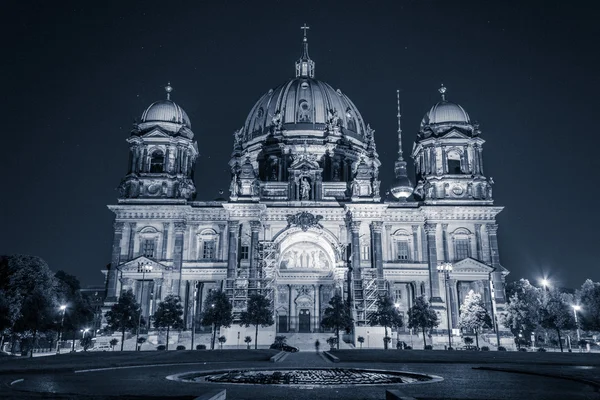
[141,99,191,129]
[421,101,470,128]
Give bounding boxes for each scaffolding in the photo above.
[359,268,379,325]
[257,241,277,307]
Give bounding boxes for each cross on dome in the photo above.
[439,84,447,101]
[165,82,173,100]
[301,23,310,40]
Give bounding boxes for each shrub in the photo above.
[196,344,207,350]
[447,346,454,350]
[176,345,186,350]
[537,347,546,352]
[480,346,490,351]
[424,345,433,350]
[463,337,474,345]
[518,347,527,352]
[497,346,507,351]
[157,345,166,351]
[405,346,412,350]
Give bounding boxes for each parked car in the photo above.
[462,345,479,351]
[269,343,299,352]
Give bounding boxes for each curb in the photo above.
[386,389,417,400]
[473,366,600,390]
[270,351,287,363]
[194,389,226,400]
[323,352,340,363]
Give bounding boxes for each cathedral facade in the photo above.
[102,31,509,346]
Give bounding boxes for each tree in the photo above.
[357,336,364,349]
[502,279,542,349]
[244,335,252,349]
[218,335,226,349]
[320,294,353,350]
[408,296,439,349]
[577,280,600,332]
[368,294,404,349]
[105,290,143,351]
[538,289,576,352]
[153,295,184,351]
[109,338,118,351]
[273,335,287,348]
[201,290,233,350]
[458,290,492,349]
[239,293,274,350]
[55,271,94,351]
[463,336,474,346]
[0,255,58,356]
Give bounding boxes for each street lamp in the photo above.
[572,305,582,352]
[136,262,153,351]
[394,303,401,347]
[56,305,67,354]
[437,262,453,349]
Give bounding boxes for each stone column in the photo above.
[289,285,296,332]
[411,225,419,261]
[421,226,428,263]
[217,223,227,261]
[477,146,484,175]
[248,221,261,294]
[384,224,392,261]
[474,223,482,260]
[486,224,505,304]
[127,222,136,260]
[315,285,321,333]
[106,221,125,300]
[370,221,384,293]
[226,221,240,289]
[162,222,170,260]
[349,221,361,281]
[441,224,449,261]
[424,223,442,301]
[190,223,199,260]
[172,221,186,297]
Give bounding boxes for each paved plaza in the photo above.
[1,350,599,399]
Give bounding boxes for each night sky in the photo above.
[2,1,598,289]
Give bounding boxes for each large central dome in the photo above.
[243,78,366,139]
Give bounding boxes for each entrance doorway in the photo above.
[278,315,288,333]
[298,309,311,333]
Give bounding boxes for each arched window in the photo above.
[150,150,165,173]
[447,150,462,174]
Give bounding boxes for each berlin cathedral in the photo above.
[102,29,509,347]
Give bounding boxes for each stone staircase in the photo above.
[284,333,354,351]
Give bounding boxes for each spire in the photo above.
[165,82,173,100]
[396,89,404,162]
[439,83,447,101]
[390,89,413,201]
[295,23,315,78]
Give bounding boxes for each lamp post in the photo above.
[541,279,549,346]
[394,303,401,348]
[80,328,90,351]
[437,262,453,349]
[136,261,153,351]
[55,305,67,354]
[191,282,197,351]
[572,305,581,352]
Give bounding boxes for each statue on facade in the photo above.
[229,172,239,196]
[271,110,282,131]
[371,180,380,197]
[300,177,311,200]
[252,179,261,197]
[233,127,244,149]
[350,179,360,197]
[326,109,340,132]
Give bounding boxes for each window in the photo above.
[240,246,249,260]
[361,245,370,261]
[142,239,155,258]
[454,238,470,260]
[397,241,410,261]
[150,150,165,173]
[447,150,462,174]
[202,240,215,260]
[394,289,402,301]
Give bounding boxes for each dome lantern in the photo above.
[295,23,315,78]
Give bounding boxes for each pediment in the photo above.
[451,257,494,273]
[142,128,171,138]
[441,130,469,139]
[119,256,170,272]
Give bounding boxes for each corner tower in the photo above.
[411,85,493,204]
[118,84,199,201]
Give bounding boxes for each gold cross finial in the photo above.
[301,23,310,40]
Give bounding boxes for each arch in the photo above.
[392,228,411,237]
[139,226,160,234]
[446,147,462,174]
[451,227,472,236]
[150,149,165,173]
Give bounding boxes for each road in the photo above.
[1,351,599,399]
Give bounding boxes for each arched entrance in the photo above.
[271,227,342,333]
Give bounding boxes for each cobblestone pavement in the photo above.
[1,351,599,399]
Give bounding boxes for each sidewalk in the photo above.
[278,350,332,368]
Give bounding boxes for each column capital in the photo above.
[411,225,419,233]
[228,220,240,232]
[174,221,187,232]
[385,223,392,231]
[249,220,262,232]
[370,220,383,232]
[129,222,137,229]
[349,220,361,232]
[424,223,437,234]
[162,222,170,230]
[114,221,125,233]
[486,223,499,234]
[441,223,448,231]
[153,278,164,285]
